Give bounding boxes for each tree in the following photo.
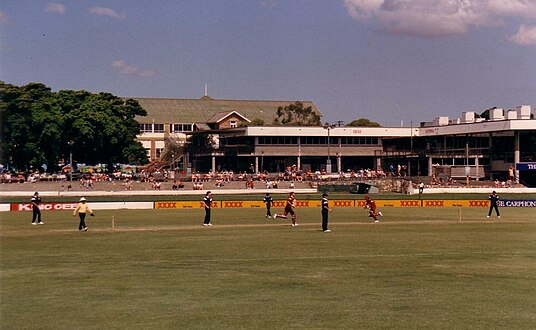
[62,92,148,165]
[273,101,321,126]
[250,118,265,126]
[0,82,149,171]
[0,82,55,169]
[346,118,381,127]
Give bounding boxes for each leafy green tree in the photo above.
[346,118,381,127]
[123,143,150,164]
[63,92,148,165]
[0,82,149,171]
[250,118,265,126]
[274,101,321,126]
[1,82,54,169]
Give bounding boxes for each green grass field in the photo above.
[1,206,535,329]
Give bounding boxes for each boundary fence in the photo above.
[4,200,535,212]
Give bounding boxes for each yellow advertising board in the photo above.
[262,200,352,208]
[221,201,264,208]
[330,200,354,208]
[376,200,490,207]
[154,199,491,209]
[376,200,420,208]
[466,200,490,207]
[154,201,220,209]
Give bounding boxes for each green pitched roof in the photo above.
[130,96,321,125]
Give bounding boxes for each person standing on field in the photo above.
[321,193,331,232]
[487,191,500,219]
[31,191,44,225]
[274,191,298,226]
[203,191,213,226]
[73,197,94,231]
[263,193,274,218]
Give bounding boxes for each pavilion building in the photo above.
[132,95,536,185]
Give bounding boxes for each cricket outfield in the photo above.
[1,205,535,329]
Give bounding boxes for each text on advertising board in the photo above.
[516,163,536,171]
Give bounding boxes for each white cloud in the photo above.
[508,24,536,45]
[342,0,536,41]
[380,1,482,37]
[487,0,536,18]
[88,6,124,19]
[45,3,66,15]
[343,0,383,19]
[111,60,156,77]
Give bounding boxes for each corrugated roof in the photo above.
[206,111,251,124]
[130,96,321,125]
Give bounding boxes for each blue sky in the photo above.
[1,0,535,126]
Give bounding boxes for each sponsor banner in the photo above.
[516,162,536,171]
[222,201,263,208]
[361,200,492,208]
[271,200,288,208]
[155,201,181,209]
[420,200,483,207]
[330,200,354,208]
[154,201,220,209]
[269,200,315,208]
[294,200,312,208]
[421,200,445,207]
[102,199,536,209]
[377,200,420,207]
[498,200,536,207]
[387,200,491,207]
[443,200,469,207]
[10,202,154,212]
[242,201,264,208]
[11,202,79,212]
[154,200,354,209]
[11,199,533,212]
[261,200,317,208]
[467,200,489,207]
[355,200,368,208]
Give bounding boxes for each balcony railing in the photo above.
[376,147,491,158]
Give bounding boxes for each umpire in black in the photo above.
[203,191,213,226]
[321,193,331,232]
[487,191,500,219]
[263,193,273,218]
[31,191,43,225]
